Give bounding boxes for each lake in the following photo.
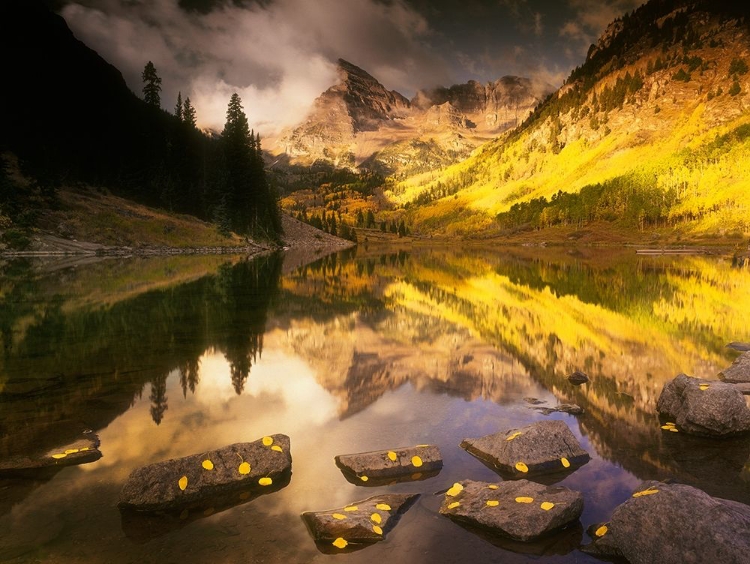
[1,246,749,563]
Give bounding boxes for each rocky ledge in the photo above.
[720,351,750,383]
[0,430,101,475]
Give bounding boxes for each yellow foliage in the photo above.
[178,476,188,491]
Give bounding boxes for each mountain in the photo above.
[398,0,750,239]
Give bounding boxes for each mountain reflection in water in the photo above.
[0,247,748,563]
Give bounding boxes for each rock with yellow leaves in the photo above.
[302,493,419,553]
[657,374,750,437]
[118,434,292,511]
[439,479,583,542]
[582,481,750,564]
[0,430,101,475]
[720,351,750,384]
[460,420,589,478]
[334,444,442,486]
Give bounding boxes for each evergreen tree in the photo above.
[175,91,183,121]
[183,97,197,128]
[142,61,162,107]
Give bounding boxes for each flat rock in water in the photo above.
[656,374,750,437]
[535,404,584,416]
[302,493,419,553]
[720,351,750,383]
[461,420,589,477]
[0,430,101,474]
[118,434,292,511]
[439,479,584,542]
[567,371,589,385]
[583,481,750,564]
[335,445,442,485]
[732,382,750,395]
[727,342,750,352]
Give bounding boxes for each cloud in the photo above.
[560,0,642,54]
[61,0,449,135]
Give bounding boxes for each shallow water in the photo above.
[1,247,749,563]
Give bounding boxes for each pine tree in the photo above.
[142,61,162,107]
[175,91,183,121]
[183,97,197,128]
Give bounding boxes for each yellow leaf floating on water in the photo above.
[633,488,659,498]
[344,506,358,512]
[446,483,464,497]
[332,513,347,520]
[332,538,348,549]
[541,502,555,511]
[515,462,529,473]
[259,477,272,486]
[506,432,522,442]
[486,500,499,507]
[238,462,251,475]
[271,446,283,452]
[411,456,423,468]
[202,459,214,470]
[371,513,382,524]
[561,457,571,468]
[360,475,369,482]
[387,451,397,462]
[65,449,79,454]
[595,525,609,537]
[262,436,274,446]
[373,525,383,535]
[448,502,460,509]
[376,503,391,511]
[51,453,67,459]
[515,497,534,504]
[178,476,188,491]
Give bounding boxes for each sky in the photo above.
[56,0,644,134]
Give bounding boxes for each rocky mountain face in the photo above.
[271,59,546,172]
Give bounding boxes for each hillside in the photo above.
[397,0,750,240]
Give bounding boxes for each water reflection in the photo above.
[0,248,748,563]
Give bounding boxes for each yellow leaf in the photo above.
[360,475,369,482]
[64,449,79,454]
[344,505,358,512]
[178,476,188,491]
[417,444,429,448]
[487,485,499,490]
[238,462,251,475]
[373,525,383,535]
[448,501,460,509]
[660,425,673,430]
[515,462,529,473]
[666,422,676,426]
[699,384,709,391]
[262,436,274,446]
[258,477,272,486]
[595,525,608,537]
[411,455,423,468]
[79,447,89,451]
[375,503,391,511]
[271,445,283,452]
[387,451,397,461]
[486,500,499,507]
[370,513,382,524]
[202,459,214,470]
[506,432,522,441]
[515,497,534,504]
[51,453,67,459]
[668,428,679,433]
[446,483,464,497]
[332,538,348,549]
[633,488,659,498]
[411,472,422,480]
[540,502,555,511]
[332,513,347,520]
[561,457,571,468]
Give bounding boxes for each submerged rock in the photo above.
[335,444,442,485]
[656,374,750,437]
[583,481,750,564]
[302,493,419,553]
[0,430,101,475]
[727,342,750,352]
[118,435,292,511]
[534,404,584,416]
[720,351,750,383]
[440,479,584,542]
[461,420,589,477]
[567,371,589,385]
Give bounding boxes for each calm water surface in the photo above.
[1,247,749,563]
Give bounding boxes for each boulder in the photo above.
[720,351,750,383]
[461,420,590,477]
[583,481,750,564]
[727,342,750,352]
[567,371,589,385]
[0,430,101,475]
[118,435,292,511]
[334,444,442,486]
[302,493,419,553]
[656,374,750,437]
[439,479,584,542]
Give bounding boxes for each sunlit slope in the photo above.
[394,1,750,236]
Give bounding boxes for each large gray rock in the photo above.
[720,351,750,383]
[118,435,292,511]
[583,481,750,564]
[335,444,442,486]
[439,479,584,542]
[656,374,750,437]
[302,493,419,553]
[461,420,589,477]
[0,430,101,475]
